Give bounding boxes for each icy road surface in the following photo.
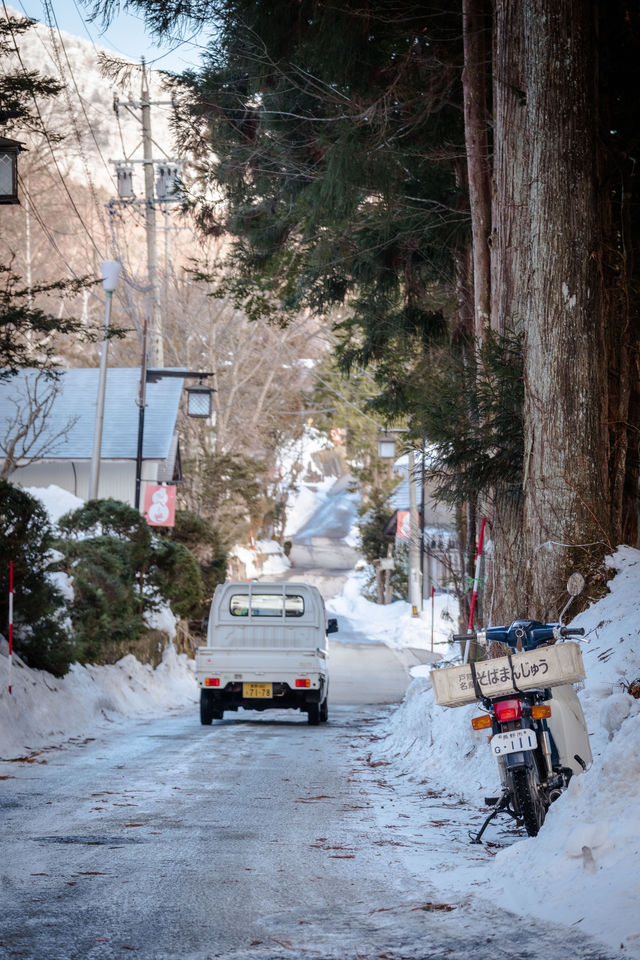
[0,702,614,960]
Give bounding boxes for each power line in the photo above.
[41,0,115,187]
[67,0,210,71]
[40,0,112,254]
[2,0,106,260]
[15,174,108,311]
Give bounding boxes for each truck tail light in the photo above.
[295,678,310,688]
[494,698,522,722]
[204,678,220,687]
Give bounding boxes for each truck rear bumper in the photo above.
[201,681,325,713]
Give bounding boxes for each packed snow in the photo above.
[369,545,640,958]
[1,477,639,957]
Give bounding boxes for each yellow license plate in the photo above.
[243,682,273,699]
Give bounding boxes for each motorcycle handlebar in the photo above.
[451,626,585,644]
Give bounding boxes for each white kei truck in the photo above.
[196,581,337,726]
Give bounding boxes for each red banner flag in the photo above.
[143,484,176,527]
[396,510,411,540]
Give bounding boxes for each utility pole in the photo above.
[378,428,422,614]
[140,60,162,367]
[108,59,182,369]
[408,447,422,615]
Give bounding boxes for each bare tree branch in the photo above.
[0,371,78,478]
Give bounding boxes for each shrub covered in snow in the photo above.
[56,498,204,664]
[0,480,79,676]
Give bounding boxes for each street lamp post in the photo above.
[89,261,121,500]
[134,369,215,510]
[407,447,422,615]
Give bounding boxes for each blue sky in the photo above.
[16,0,208,72]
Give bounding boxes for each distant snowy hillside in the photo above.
[6,6,175,194]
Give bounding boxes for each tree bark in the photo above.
[521,0,609,618]
[488,0,529,622]
[462,0,492,345]
[491,0,530,339]
[598,34,640,548]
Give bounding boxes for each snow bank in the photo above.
[144,600,178,639]
[0,642,197,760]
[327,567,458,651]
[1,484,195,758]
[373,545,640,956]
[25,484,83,527]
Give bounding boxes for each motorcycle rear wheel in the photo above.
[511,766,548,837]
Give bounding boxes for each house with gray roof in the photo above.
[383,460,461,598]
[0,368,184,506]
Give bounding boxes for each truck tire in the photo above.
[200,691,213,726]
[319,699,328,723]
[307,703,320,725]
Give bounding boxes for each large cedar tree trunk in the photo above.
[521,1,610,618]
[489,0,611,620]
[488,0,529,622]
[462,0,492,345]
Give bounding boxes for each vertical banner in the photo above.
[8,561,13,695]
[396,510,411,540]
[143,484,176,527]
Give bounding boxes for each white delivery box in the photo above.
[431,642,586,708]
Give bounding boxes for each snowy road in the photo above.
[279,537,361,599]
[0,702,615,960]
[0,477,622,958]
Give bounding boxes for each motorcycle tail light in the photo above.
[472,715,492,730]
[531,704,552,719]
[494,698,522,722]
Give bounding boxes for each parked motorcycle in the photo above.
[452,575,592,842]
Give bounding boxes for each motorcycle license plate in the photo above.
[243,682,272,699]
[491,728,537,756]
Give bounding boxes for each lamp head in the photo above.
[378,436,397,459]
[101,261,122,293]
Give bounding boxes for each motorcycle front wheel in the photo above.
[511,766,548,837]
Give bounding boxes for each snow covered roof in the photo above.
[0,368,185,460]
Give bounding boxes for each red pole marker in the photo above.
[431,585,435,653]
[8,560,14,695]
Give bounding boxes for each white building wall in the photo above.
[7,460,160,508]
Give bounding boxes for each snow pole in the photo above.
[430,585,435,654]
[464,518,486,663]
[8,561,13,695]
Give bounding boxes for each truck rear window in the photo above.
[229,594,305,617]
